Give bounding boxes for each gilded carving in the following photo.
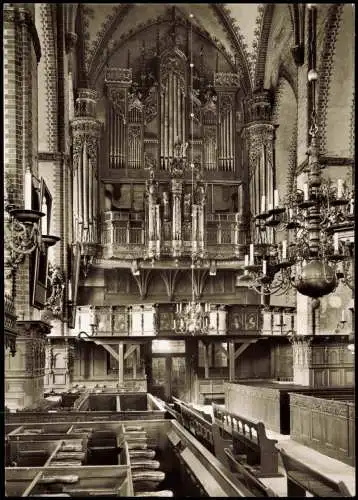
[44,263,65,318]
[143,85,158,124]
[107,87,126,117]
[214,72,241,88]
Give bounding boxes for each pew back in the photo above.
[279,448,352,497]
[212,403,279,477]
[224,448,277,497]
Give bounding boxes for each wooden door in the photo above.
[151,355,187,401]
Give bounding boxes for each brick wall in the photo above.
[4,5,40,318]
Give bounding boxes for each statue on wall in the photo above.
[183,193,192,220]
[128,85,144,112]
[163,191,170,221]
[169,140,188,178]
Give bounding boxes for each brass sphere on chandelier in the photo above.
[295,260,337,298]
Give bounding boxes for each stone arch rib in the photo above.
[316,4,344,156]
[254,4,275,90]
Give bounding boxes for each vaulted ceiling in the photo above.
[68,3,297,95]
[71,4,273,90]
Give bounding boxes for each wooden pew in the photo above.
[212,403,280,477]
[171,397,214,453]
[279,448,352,497]
[224,448,277,497]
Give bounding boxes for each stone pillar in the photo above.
[242,91,276,225]
[186,338,199,403]
[71,89,101,246]
[5,320,51,410]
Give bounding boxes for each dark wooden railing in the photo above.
[224,448,277,497]
[171,397,214,453]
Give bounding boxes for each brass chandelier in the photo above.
[238,6,354,299]
[174,13,210,335]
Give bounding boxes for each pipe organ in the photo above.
[160,50,187,170]
[71,89,101,244]
[104,58,239,175]
[98,34,248,259]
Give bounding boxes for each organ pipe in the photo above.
[78,146,83,240]
[73,163,78,240]
[83,142,89,239]
[88,156,93,240]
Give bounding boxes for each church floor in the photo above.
[197,404,356,497]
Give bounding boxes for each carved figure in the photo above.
[45,264,65,317]
[170,141,188,178]
[184,193,192,219]
[163,192,170,220]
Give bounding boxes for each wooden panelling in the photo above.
[290,393,355,466]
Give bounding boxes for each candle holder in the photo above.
[5,206,44,272]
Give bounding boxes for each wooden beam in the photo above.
[234,340,258,360]
[217,343,228,359]
[124,344,137,360]
[93,340,119,362]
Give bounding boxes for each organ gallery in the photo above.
[3,3,355,497]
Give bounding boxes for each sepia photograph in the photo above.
[3,3,355,497]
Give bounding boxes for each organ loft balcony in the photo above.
[99,207,246,263]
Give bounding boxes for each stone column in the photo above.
[71,89,101,246]
[242,91,276,224]
[5,320,51,410]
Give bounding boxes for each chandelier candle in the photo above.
[282,240,287,260]
[303,182,309,201]
[337,179,344,199]
[261,195,266,213]
[24,171,32,210]
[262,260,267,275]
[249,244,254,265]
[333,233,339,254]
[274,190,279,208]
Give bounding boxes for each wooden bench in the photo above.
[224,448,277,497]
[212,403,280,477]
[279,448,352,497]
[171,398,214,453]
